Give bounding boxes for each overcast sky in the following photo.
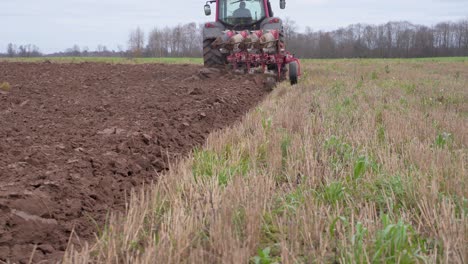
[0,0,467,53]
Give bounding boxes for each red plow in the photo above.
[213,29,301,85]
[202,0,301,85]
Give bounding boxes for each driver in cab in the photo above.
[233,2,252,18]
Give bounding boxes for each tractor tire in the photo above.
[289,61,298,85]
[203,39,226,68]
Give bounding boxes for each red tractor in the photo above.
[203,0,301,85]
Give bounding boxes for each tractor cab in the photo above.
[204,0,285,30]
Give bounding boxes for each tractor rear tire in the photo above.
[289,61,298,85]
[203,39,226,68]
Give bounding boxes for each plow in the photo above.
[203,0,301,85]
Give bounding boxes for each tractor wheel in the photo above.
[203,39,226,68]
[289,61,298,85]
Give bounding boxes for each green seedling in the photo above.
[252,247,279,264]
[385,65,391,74]
[372,215,426,263]
[318,181,346,205]
[433,132,453,149]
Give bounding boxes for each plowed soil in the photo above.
[0,62,269,263]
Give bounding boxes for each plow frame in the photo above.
[224,30,301,83]
[227,51,301,82]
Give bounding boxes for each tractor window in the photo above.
[219,0,266,26]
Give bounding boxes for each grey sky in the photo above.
[1,0,467,53]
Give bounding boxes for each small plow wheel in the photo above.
[289,61,298,85]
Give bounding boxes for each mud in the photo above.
[0,62,269,263]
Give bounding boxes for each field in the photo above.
[0,58,466,263]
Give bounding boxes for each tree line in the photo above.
[286,19,468,58]
[3,19,468,58]
[127,23,203,58]
[5,43,42,57]
[115,18,468,58]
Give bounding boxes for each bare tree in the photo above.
[146,23,203,58]
[17,44,41,57]
[97,45,105,52]
[71,45,81,56]
[147,28,162,57]
[283,17,298,42]
[7,43,16,57]
[128,27,145,57]
[82,46,89,56]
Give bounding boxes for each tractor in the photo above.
[202,0,301,85]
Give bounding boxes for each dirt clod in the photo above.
[0,81,11,91]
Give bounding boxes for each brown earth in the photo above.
[0,62,270,263]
